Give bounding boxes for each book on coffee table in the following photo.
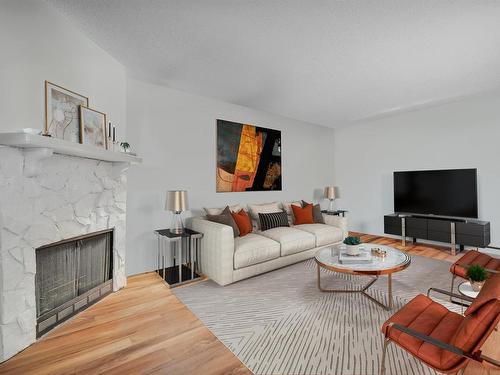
[339,251,373,265]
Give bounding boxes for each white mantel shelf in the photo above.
[0,133,142,163]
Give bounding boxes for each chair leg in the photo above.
[450,274,456,301]
[380,338,391,375]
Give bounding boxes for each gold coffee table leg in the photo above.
[317,264,394,310]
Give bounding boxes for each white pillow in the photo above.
[204,204,242,216]
[248,202,283,230]
[281,201,302,225]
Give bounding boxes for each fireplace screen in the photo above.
[35,229,113,336]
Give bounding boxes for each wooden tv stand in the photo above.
[384,213,491,255]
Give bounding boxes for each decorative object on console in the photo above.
[166,190,188,234]
[291,203,314,225]
[301,200,325,223]
[206,206,240,238]
[324,186,337,212]
[79,106,107,149]
[258,211,289,231]
[216,119,281,192]
[231,209,253,236]
[45,81,88,143]
[120,142,130,153]
[343,236,362,256]
[467,264,488,292]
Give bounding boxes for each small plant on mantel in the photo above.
[467,264,488,292]
[343,236,361,246]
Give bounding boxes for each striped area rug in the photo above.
[174,254,460,375]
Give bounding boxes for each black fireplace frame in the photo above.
[35,228,114,338]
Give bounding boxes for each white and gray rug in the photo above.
[174,255,460,375]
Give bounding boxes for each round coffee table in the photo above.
[315,244,411,310]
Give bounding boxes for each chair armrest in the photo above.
[187,217,235,286]
[387,323,500,367]
[387,323,464,356]
[322,214,348,239]
[427,287,475,303]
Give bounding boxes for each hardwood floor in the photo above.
[0,234,498,374]
[0,273,251,375]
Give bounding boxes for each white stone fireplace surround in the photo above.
[0,146,129,361]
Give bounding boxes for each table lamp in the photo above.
[166,190,188,234]
[324,186,337,212]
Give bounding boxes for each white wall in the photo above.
[0,0,126,136]
[333,93,500,247]
[126,78,335,275]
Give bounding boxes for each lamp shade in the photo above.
[166,190,188,212]
[324,186,337,200]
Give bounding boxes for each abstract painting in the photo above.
[80,106,107,149]
[217,119,282,192]
[45,81,88,143]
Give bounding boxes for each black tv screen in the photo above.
[394,169,478,218]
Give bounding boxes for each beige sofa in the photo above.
[188,212,347,286]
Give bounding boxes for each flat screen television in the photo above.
[394,169,478,218]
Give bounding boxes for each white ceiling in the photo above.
[48,0,500,128]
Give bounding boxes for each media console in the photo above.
[384,214,490,255]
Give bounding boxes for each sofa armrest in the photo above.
[322,214,348,239]
[187,217,235,286]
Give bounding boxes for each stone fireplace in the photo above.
[0,146,129,361]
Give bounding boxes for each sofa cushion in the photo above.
[292,204,314,225]
[294,224,343,246]
[231,209,253,236]
[206,206,240,237]
[234,233,280,270]
[248,202,282,230]
[301,200,325,224]
[260,227,316,256]
[282,201,302,225]
[259,211,289,231]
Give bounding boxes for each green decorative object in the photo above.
[467,264,488,292]
[467,264,487,282]
[120,142,130,153]
[343,236,361,246]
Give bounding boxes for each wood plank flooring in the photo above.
[0,273,251,375]
[0,233,498,374]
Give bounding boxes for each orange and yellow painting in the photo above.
[216,120,281,192]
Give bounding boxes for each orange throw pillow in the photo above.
[292,204,314,225]
[231,210,253,236]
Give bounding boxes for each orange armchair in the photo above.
[380,273,500,375]
[450,250,500,294]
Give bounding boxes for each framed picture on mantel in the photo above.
[216,119,282,192]
[44,81,89,143]
[79,106,107,150]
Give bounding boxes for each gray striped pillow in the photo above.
[259,211,289,231]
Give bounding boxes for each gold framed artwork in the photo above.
[45,81,89,143]
[79,106,108,149]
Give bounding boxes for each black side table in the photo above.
[321,210,348,217]
[154,228,203,287]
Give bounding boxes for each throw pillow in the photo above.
[231,209,253,236]
[259,211,290,231]
[248,202,282,229]
[206,206,240,237]
[292,204,314,225]
[282,201,302,225]
[204,204,242,216]
[301,200,325,224]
